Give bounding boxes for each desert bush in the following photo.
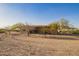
[59,29,72,34]
[0,29,5,33]
[10,22,30,35]
[39,27,49,34]
[72,29,79,34]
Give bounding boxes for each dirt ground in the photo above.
[0,34,79,56]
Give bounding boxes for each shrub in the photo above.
[72,30,79,34]
[0,29,5,33]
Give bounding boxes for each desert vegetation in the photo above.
[0,18,78,35]
[0,18,79,56]
[28,18,79,35]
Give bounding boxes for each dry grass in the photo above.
[0,34,79,56]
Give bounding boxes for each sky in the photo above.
[0,3,79,28]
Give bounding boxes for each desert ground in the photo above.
[0,33,79,56]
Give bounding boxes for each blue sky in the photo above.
[0,3,79,28]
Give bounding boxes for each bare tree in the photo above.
[25,22,30,37]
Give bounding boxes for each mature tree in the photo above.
[58,18,75,34]
[48,18,73,34]
[49,22,59,34]
[59,18,70,30]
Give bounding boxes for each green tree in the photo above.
[58,18,75,34]
[59,18,70,30]
[49,22,59,34]
[11,22,30,36]
[11,23,25,31]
